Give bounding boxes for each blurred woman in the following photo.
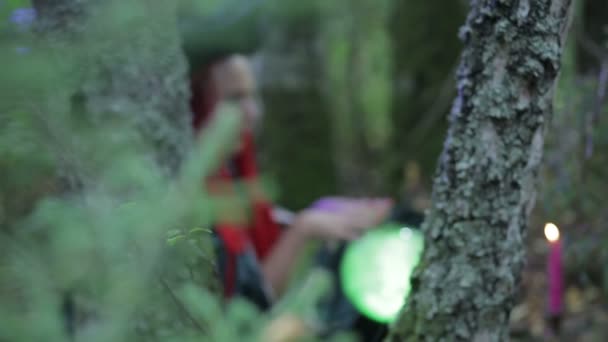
[190,54,391,308]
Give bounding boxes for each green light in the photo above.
[340,223,424,323]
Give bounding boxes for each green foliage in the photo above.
[321,0,393,150]
[0,2,352,341]
[318,0,394,194]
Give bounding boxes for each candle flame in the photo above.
[544,223,560,242]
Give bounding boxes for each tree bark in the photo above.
[33,0,193,178]
[388,0,573,341]
[25,1,222,338]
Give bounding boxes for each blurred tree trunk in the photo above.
[29,1,222,336]
[256,12,337,210]
[388,0,574,340]
[320,0,393,196]
[33,0,193,179]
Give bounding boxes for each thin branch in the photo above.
[159,278,207,333]
[408,61,459,145]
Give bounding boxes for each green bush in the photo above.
[0,2,353,341]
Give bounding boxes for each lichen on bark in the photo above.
[388,0,574,341]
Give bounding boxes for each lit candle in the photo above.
[544,223,563,330]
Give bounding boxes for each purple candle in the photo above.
[545,223,563,317]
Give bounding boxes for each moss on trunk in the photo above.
[388,0,574,340]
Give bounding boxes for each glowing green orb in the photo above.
[340,223,424,323]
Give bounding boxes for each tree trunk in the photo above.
[33,0,193,178]
[256,13,338,210]
[388,0,573,340]
[24,1,222,338]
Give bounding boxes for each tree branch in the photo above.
[159,278,207,333]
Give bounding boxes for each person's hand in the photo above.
[262,314,310,342]
[292,198,392,241]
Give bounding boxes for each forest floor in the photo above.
[511,222,608,341]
